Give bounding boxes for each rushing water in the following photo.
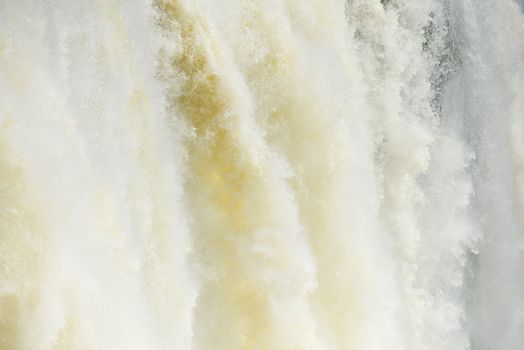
[0,1,523,349]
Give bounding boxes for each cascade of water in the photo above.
[0,1,522,349]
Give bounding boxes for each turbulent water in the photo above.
[0,0,523,349]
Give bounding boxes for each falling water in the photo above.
[0,0,523,349]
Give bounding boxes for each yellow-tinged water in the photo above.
[0,0,523,349]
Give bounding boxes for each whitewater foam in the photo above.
[0,0,523,349]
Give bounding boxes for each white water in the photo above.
[0,1,523,349]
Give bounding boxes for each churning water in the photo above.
[0,1,523,349]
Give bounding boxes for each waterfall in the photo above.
[0,0,522,349]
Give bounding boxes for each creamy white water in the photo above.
[0,1,523,349]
